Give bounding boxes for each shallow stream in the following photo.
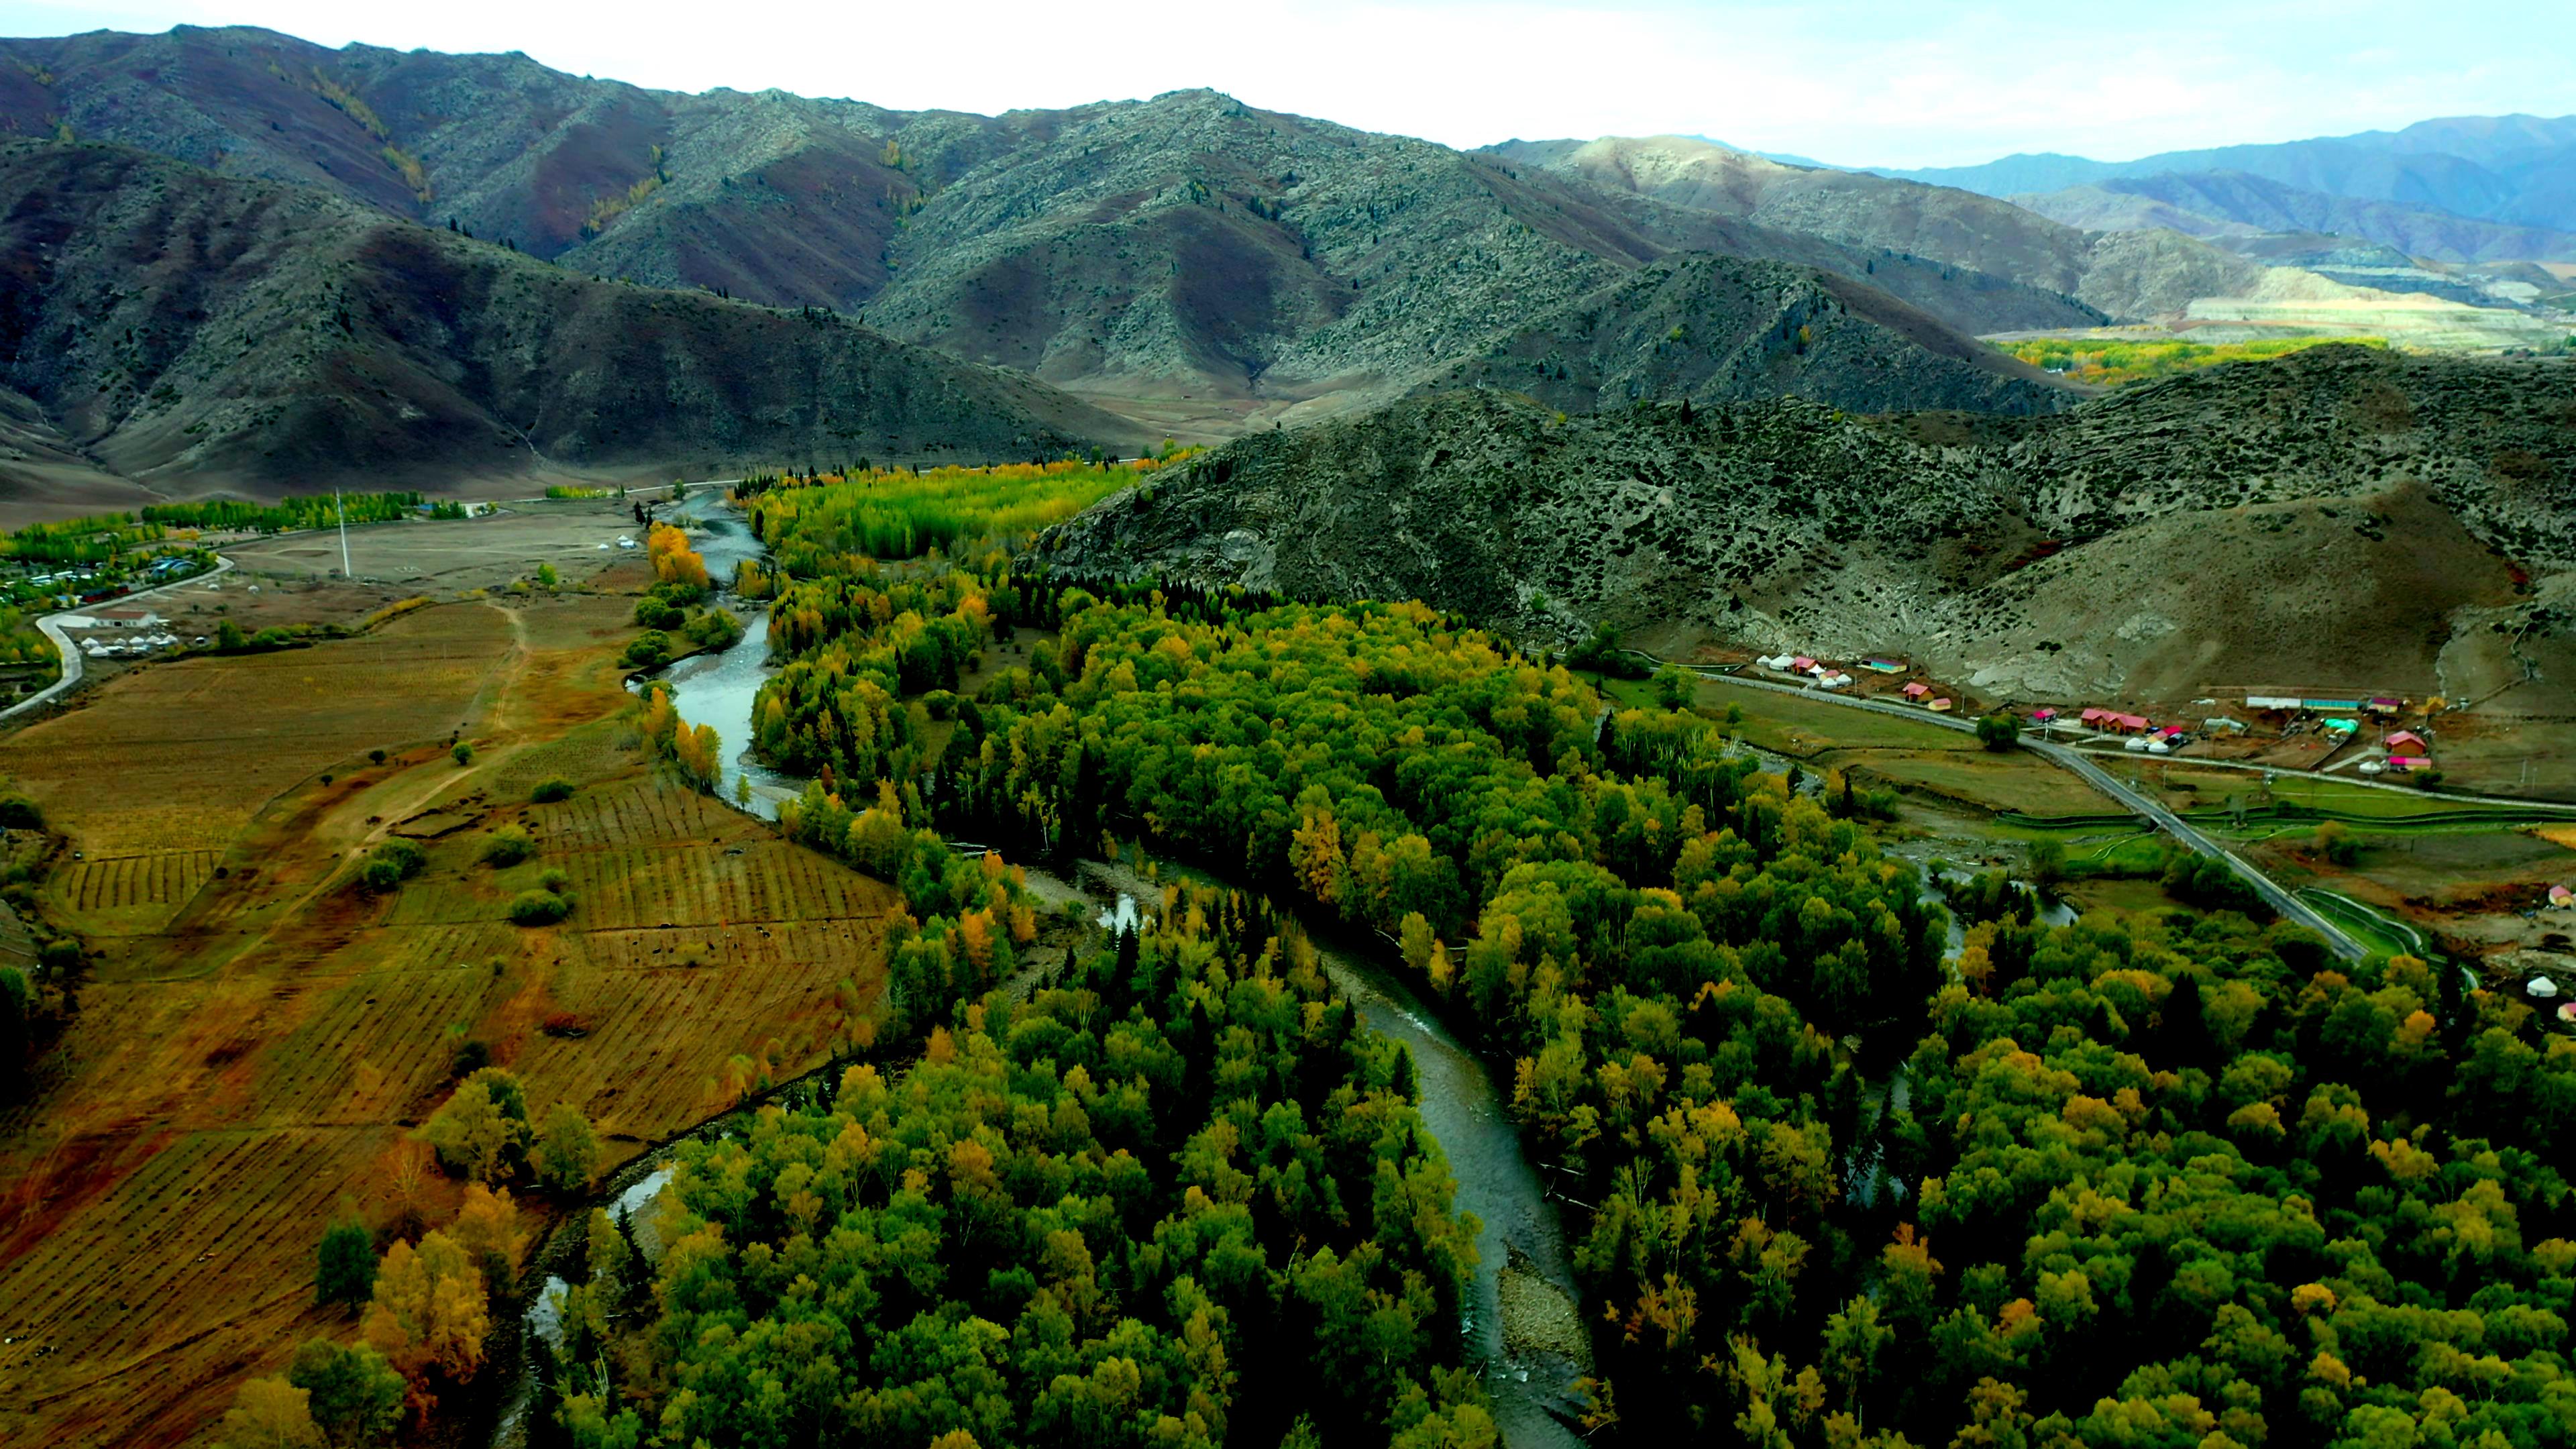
[635,494,801,818]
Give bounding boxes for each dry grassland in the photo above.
[0,594,896,1448]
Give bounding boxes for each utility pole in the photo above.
[335,486,352,578]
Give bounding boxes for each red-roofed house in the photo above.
[2385,731,2426,751]
[2114,714,2150,733]
[1902,682,1931,700]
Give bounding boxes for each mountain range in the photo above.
[1,22,2568,517]
[1862,115,2576,264]
[1,23,2168,502]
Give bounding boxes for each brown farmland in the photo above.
[0,595,895,1448]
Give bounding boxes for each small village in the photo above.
[1741,651,2448,777]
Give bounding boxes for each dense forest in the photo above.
[710,515,2575,1449]
[555,886,1491,1449]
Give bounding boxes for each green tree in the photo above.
[1975,713,2021,751]
[286,1338,405,1448]
[451,741,474,766]
[315,1218,376,1308]
[2314,820,2360,865]
[1653,663,1695,711]
[217,618,248,650]
[533,1102,599,1195]
[2026,838,2066,888]
[422,1069,530,1180]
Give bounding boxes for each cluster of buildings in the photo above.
[2355,729,2432,774]
[1752,653,1858,691]
[64,607,190,660]
[15,553,202,609]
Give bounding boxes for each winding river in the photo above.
[639,494,801,818]
[621,498,1595,1443]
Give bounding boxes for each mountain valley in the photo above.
[1,22,2574,1449]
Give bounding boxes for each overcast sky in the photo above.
[5,0,2571,168]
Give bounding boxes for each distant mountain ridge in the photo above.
[2011,171,2576,264]
[1483,134,2266,320]
[1865,114,2576,237]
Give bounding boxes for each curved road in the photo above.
[1690,668,2370,961]
[0,556,235,726]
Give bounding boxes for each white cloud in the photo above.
[3,0,2571,166]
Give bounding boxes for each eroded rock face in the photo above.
[1046,345,2576,698]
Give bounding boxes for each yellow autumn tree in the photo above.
[362,1231,490,1386]
[647,523,710,591]
[217,1377,325,1449]
[1289,808,1344,908]
[449,1183,531,1279]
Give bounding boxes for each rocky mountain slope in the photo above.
[2013,170,2576,263]
[1044,345,2575,700]
[0,26,2104,419]
[1417,254,2072,416]
[0,140,1135,498]
[1483,134,2267,321]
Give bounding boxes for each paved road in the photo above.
[2049,739,2576,815]
[1690,668,2370,960]
[0,556,236,725]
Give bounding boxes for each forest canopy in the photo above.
[579,479,2576,1448]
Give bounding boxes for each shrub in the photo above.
[632,596,682,631]
[623,631,673,669]
[357,839,423,893]
[508,890,572,926]
[451,742,474,766]
[682,606,743,650]
[537,867,572,894]
[647,578,707,608]
[531,777,576,803]
[481,824,533,868]
[0,794,42,830]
